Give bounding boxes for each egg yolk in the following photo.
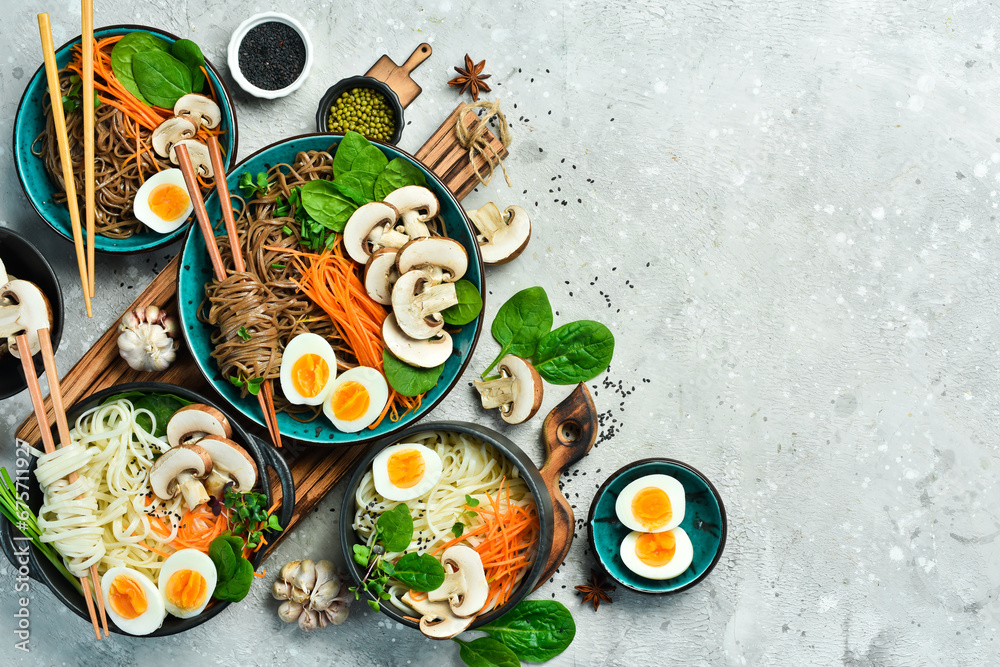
[166,569,207,612]
[631,486,672,531]
[148,183,190,221]
[291,353,330,398]
[109,575,148,619]
[330,381,370,421]
[635,531,677,568]
[387,449,426,489]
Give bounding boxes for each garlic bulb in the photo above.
[272,559,351,630]
[117,305,179,372]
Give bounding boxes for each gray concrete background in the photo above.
[1,0,998,664]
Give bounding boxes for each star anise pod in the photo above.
[575,569,615,611]
[448,54,492,101]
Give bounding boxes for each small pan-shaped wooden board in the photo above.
[366,43,433,108]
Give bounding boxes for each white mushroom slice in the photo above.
[473,355,544,425]
[148,445,213,510]
[150,116,198,159]
[343,202,400,263]
[196,437,258,498]
[402,591,473,640]
[466,203,532,265]
[169,139,214,178]
[383,185,438,239]
[0,280,53,359]
[391,270,458,340]
[382,314,452,368]
[165,404,232,449]
[363,248,399,305]
[426,545,489,618]
[0,257,8,286]
[173,94,222,130]
[396,237,468,283]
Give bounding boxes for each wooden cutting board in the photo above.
[365,43,433,108]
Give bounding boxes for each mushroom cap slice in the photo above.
[396,237,469,282]
[196,437,258,493]
[391,271,455,340]
[343,202,399,264]
[473,355,544,425]
[363,248,399,305]
[166,404,232,449]
[402,591,474,640]
[173,94,222,130]
[383,185,438,238]
[148,444,213,500]
[0,256,8,285]
[0,280,53,359]
[169,139,214,178]
[382,314,452,368]
[484,206,531,265]
[151,116,198,159]
[427,545,489,618]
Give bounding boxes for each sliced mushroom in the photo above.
[466,203,532,265]
[383,186,438,239]
[402,590,473,640]
[473,355,543,425]
[148,444,213,509]
[165,404,232,449]
[0,257,8,285]
[0,280,53,359]
[150,116,198,159]
[169,139,213,178]
[363,248,399,305]
[391,270,458,340]
[196,437,258,498]
[382,314,452,368]
[426,545,489,618]
[173,94,222,130]
[343,201,401,263]
[396,237,468,283]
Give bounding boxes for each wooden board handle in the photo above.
[400,43,432,74]
[534,383,598,588]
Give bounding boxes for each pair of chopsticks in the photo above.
[16,330,108,639]
[176,140,284,449]
[37,1,96,318]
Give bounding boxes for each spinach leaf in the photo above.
[132,50,193,108]
[299,179,358,232]
[382,350,445,397]
[334,171,376,204]
[209,535,255,602]
[391,552,445,591]
[453,638,520,667]
[479,600,576,662]
[351,145,389,175]
[482,286,552,376]
[376,504,413,553]
[169,39,205,93]
[533,320,615,384]
[109,31,170,105]
[332,131,373,176]
[374,158,427,200]
[442,279,483,326]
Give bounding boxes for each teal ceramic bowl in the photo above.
[588,458,727,594]
[13,25,238,254]
[176,133,485,446]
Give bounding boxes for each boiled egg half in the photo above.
[133,169,193,234]
[620,527,694,580]
[279,333,338,406]
[372,443,443,501]
[101,567,166,635]
[158,549,217,619]
[615,474,685,533]
[323,366,389,432]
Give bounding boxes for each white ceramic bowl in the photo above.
[227,12,313,99]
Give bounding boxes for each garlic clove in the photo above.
[308,578,343,611]
[272,579,293,601]
[292,559,317,593]
[323,603,349,626]
[278,600,303,623]
[279,560,301,582]
[298,608,319,631]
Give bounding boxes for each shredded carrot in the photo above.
[409,589,428,601]
[137,541,172,559]
[152,504,230,554]
[253,569,267,578]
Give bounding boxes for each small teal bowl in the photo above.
[13,24,239,254]
[588,458,727,594]
[176,133,485,446]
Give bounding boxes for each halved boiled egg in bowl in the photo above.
[371,442,444,502]
[133,168,193,234]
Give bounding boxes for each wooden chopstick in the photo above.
[16,332,102,640]
[81,0,95,299]
[207,136,244,273]
[175,144,225,279]
[37,14,92,319]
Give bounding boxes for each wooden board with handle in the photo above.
[365,43,433,109]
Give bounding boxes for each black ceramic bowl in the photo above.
[315,76,404,144]
[0,227,63,401]
[340,421,553,631]
[0,382,295,637]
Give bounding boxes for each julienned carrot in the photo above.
[146,504,230,555]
